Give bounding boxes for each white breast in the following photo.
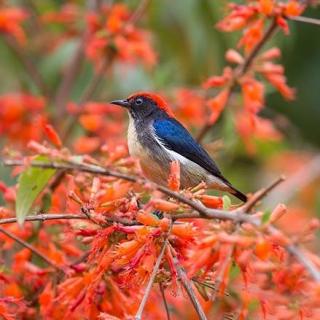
[127,116,229,191]
[127,115,143,157]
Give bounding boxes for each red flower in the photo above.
[0,7,28,44]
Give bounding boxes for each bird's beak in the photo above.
[110,99,130,108]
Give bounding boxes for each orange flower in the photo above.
[168,160,180,191]
[263,72,295,100]
[225,49,244,64]
[216,4,258,32]
[136,211,160,227]
[0,8,28,45]
[241,77,265,114]
[172,223,196,240]
[259,0,274,15]
[284,0,305,17]
[239,19,264,53]
[207,88,230,124]
[79,114,104,132]
[255,238,272,260]
[151,199,180,212]
[198,195,223,209]
[43,124,62,148]
[203,67,233,88]
[73,136,101,154]
[106,4,129,33]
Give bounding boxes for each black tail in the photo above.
[230,186,247,202]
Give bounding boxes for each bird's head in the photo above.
[110,92,174,119]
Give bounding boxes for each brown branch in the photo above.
[197,18,278,143]
[2,158,320,282]
[289,15,320,26]
[237,18,278,76]
[172,247,208,320]
[128,0,152,24]
[1,158,210,217]
[0,213,87,225]
[159,283,171,320]
[0,212,136,227]
[0,226,64,272]
[53,0,104,118]
[135,223,172,320]
[4,35,48,96]
[238,175,285,213]
[265,154,320,207]
[53,36,86,118]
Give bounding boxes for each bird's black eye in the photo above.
[135,98,143,106]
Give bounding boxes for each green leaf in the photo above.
[223,195,232,210]
[16,156,56,225]
[261,210,271,224]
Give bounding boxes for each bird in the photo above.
[111,92,247,202]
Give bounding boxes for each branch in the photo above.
[289,15,320,26]
[0,226,64,273]
[1,158,210,217]
[135,223,172,320]
[128,0,152,24]
[53,0,104,118]
[159,283,171,320]
[238,175,285,213]
[237,18,278,76]
[265,154,320,207]
[2,158,320,282]
[172,247,208,320]
[197,18,278,143]
[268,225,320,282]
[0,213,136,226]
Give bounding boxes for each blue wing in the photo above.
[153,118,229,184]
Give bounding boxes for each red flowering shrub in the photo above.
[0,1,320,319]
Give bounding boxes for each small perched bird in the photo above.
[111,92,247,202]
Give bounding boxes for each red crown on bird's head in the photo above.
[128,91,174,117]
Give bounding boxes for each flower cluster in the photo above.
[0,94,46,147]
[203,0,305,152]
[85,3,156,70]
[0,7,28,44]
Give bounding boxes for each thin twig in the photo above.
[0,213,135,226]
[197,18,278,143]
[53,36,86,118]
[289,15,320,26]
[238,175,285,213]
[128,0,152,24]
[159,283,171,320]
[135,223,172,320]
[172,247,208,320]
[265,155,320,207]
[268,226,320,282]
[237,18,278,76]
[53,0,103,118]
[0,226,64,272]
